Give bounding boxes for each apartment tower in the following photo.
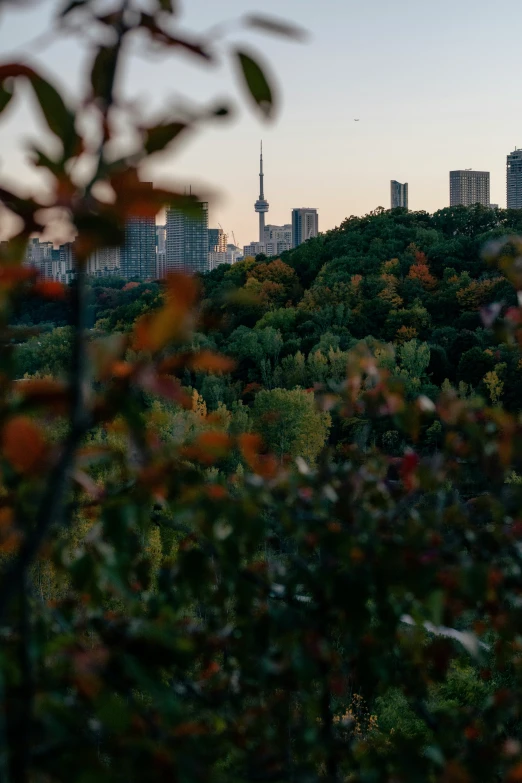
[449,170,490,207]
[507,149,522,209]
[391,180,408,209]
[291,208,319,248]
[166,201,209,275]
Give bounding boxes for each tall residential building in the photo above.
[291,208,319,248]
[156,251,167,279]
[208,245,242,271]
[120,183,156,279]
[86,247,120,278]
[254,142,269,243]
[242,242,265,259]
[449,170,490,207]
[156,224,166,254]
[262,224,292,255]
[507,149,522,209]
[208,227,228,253]
[391,180,408,209]
[263,224,292,243]
[166,201,209,275]
[226,244,242,265]
[25,238,54,279]
[54,243,76,284]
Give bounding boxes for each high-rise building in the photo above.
[391,180,408,209]
[54,243,76,284]
[166,201,209,275]
[254,142,269,243]
[208,227,228,253]
[291,208,319,248]
[242,242,265,259]
[156,224,166,254]
[156,251,166,279]
[226,244,242,265]
[449,170,490,207]
[507,149,522,209]
[25,238,54,279]
[208,244,242,271]
[120,183,156,279]
[86,247,120,278]
[261,224,292,255]
[263,224,292,243]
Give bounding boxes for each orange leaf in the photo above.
[189,350,235,374]
[15,378,69,413]
[0,265,36,289]
[508,763,522,782]
[0,507,20,554]
[34,280,67,299]
[182,431,231,465]
[137,368,191,407]
[111,361,134,379]
[238,433,278,479]
[173,721,208,737]
[2,415,47,474]
[132,274,197,352]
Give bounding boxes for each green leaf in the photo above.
[244,14,308,41]
[59,0,88,16]
[235,51,274,119]
[144,121,188,155]
[31,75,76,152]
[0,83,13,115]
[156,0,178,12]
[0,64,76,153]
[90,45,119,105]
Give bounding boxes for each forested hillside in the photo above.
[16,204,522,484]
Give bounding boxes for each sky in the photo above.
[0,0,520,246]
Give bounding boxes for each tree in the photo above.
[457,346,495,387]
[252,387,331,463]
[15,326,73,378]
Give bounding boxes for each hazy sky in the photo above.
[0,0,520,245]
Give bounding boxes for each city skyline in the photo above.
[0,0,520,246]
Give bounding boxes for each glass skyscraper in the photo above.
[120,183,156,280]
[391,180,408,209]
[507,149,522,209]
[166,202,209,275]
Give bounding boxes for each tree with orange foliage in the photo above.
[406,251,438,290]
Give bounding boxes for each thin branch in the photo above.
[0,265,90,624]
[12,566,33,783]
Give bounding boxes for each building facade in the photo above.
[166,201,209,275]
[263,224,292,254]
[156,224,166,254]
[291,208,319,248]
[86,247,120,278]
[208,244,242,271]
[208,228,228,253]
[242,242,265,259]
[25,238,54,279]
[449,170,490,207]
[391,180,408,209]
[121,215,156,280]
[507,149,522,209]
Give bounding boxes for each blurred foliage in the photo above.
[2,3,522,783]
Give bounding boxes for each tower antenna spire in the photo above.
[254,140,269,244]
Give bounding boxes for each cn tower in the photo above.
[254,141,269,243]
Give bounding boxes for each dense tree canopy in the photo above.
[3,2,522,782]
